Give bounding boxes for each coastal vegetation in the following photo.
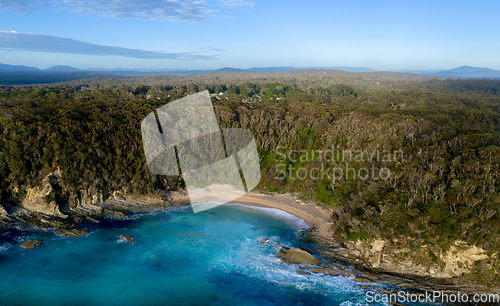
[1,72,500,285]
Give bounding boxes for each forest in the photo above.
[1,72,500,283]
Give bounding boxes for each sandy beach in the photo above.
[168,190,335,240]
[228,192,335,241]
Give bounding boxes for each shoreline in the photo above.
[227,192,335,241]
[2,191,496,295]
[229,193,497,295]
[0,191,334,239]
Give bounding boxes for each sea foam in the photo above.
[225,203,309,229]
[0,243,12,253]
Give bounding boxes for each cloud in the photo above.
[200,46,227,52]
[0,0,254,21]
[0,31,219,60]
[60,0,207,21]
[217,0,254,8]
[0,0,207,21]
[0,0,47,10]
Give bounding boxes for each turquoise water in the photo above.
[0,204,422,306]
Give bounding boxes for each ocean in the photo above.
[0,204,432,305]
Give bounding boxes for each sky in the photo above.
[0,0,500,71]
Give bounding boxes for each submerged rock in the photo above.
[295,269,311,275]
[260,238,270,244]
[55,228,89,237]
[300,265,353,277]
[120,234,135,245]
[388,302,407,306]
[276,247,322,265]
[104,209,128,219]
[21,239,43,249]
[354,273,377,283]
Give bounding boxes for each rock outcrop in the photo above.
[312,234,498,294]
[331,238,492,280]
[55,228,89,237]
[0,166,187,234]
[276,247,323,265]
[21,239,43,249]
[120,235,135,244]
[440,240,490,277]
[0,204,7,215]
[20,170,67,218]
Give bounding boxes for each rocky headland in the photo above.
[233,192,500,298]
[0,169,189,235]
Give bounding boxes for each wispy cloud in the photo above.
[199,46,227,52]
[0,31,220,60]
[0,0,47,10]
[217,0,254,8]
[0,0,208,21]
[60,0,207,22]
[0,0,254,21]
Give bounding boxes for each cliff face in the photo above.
[0,168,171,229]
[314,234,497,293]
[440,241,491,277]
[345,238,490,279]
[19,169,67,217]
[12,169,105,217]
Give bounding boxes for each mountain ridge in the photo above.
[0,63,379,74]
[44,65,82,72]
[2,63,500,80]
[432,65,500,79]
[0,63,40,72]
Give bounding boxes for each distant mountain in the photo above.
[0,63,40,72]
[246,66,300,72]
[9,63,500,84]
[388,69,442,75]
[5,63,500,78]
[0,63,380,76]
[319,67,377,72]
[246,66,376,73]
[0,71,126,85]
[215,67,245,73]
[83,66,377,75]
[432,66,500,79]
[44,65,82,72]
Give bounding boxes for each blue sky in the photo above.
[1,0,499,70]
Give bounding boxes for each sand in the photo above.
[168,190,335,240]
[228,192,334,240]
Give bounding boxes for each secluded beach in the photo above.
[229,192,334,241]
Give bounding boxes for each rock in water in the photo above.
[295,269,311,275]
[260,238,270,244]
[276,247,322,265]
[55,228,89,237]
[21,239,43,249]
[120,235,135,245]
